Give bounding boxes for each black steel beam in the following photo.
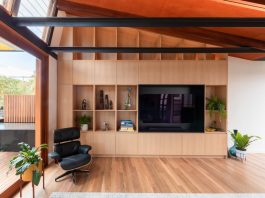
[48,47,265,53]
[0,9,57,59]
[15,17,265,27]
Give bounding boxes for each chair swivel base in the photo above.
[55,169,90,183]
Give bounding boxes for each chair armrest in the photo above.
[78,145,92,154]
[48,152,62,162]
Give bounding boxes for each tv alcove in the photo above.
[57,27,228,158]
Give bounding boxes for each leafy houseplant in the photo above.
[206,96,226,119]
[8,142,48,185]
[79,114,91,131]
[230,131,261,160]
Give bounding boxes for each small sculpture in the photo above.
[81,99,87,110]
[124,87,132,110]
[102,121,109,131]
[104,95,109,109]
[109,100,113,109]
[99,90,104,109]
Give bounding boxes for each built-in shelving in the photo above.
[71,27,228,61]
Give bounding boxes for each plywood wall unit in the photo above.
[117,28,139,60]
[55,26,229,157]
[116,61,139,85]
[57,85,73,128]
[139,61,161,84]
[73,27,95,60]
[95,27,117,60]
[73,60,94,84]
[139,31,161,60]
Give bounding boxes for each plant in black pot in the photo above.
[7,142,48,185]
[79,114,91,131]
[230,131,261,161]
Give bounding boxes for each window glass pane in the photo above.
[18,0,51,38]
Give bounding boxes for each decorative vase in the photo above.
[81,124,88,131]
[21,160,42,182]
[236,149,247,161]
[124,88,132,110]
[229,129,238,157]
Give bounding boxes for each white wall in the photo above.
[228,57,265,153]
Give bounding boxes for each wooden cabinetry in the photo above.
[73,60,94,84]
[117,61,138,84]
[139,61,161,84]
[205,133,227,156]
[57,28,228,157]
[182,134,205,155]
[94,61,116,84]
[116,133,138,155]
[93,132,116,155]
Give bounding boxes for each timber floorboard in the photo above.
[13,154,265,197]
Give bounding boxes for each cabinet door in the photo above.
[205,133,227,156]
[182,134,205,155]
[139,61,161,84]
[161,61,204,84]
[57,85,73,128]
[73,60,94,84]
[138,133,161,155]
[116,133,138,155]
[117,61,138,85]
[94,61,116,84]
[93,132,116,155]
[80,132,94,154]
[160,134,182,155]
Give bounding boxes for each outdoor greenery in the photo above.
[0,76,35,108]
[230,131,261,151]
[7,142,47,186]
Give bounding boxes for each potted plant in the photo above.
[230,131,261,161]
[7,142,48,185]
[79,114,91,131]
[206,96,226,118]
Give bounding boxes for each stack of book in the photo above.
[119,120,135,132]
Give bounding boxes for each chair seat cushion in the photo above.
[60,153,91,170]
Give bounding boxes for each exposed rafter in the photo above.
[15,17,265,27]
[0,7,57,59]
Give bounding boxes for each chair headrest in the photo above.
[54,127,80,143]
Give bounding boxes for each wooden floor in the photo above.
[14,154,265,197]
[0,152,19,195]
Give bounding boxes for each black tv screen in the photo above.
[138,85,204,132]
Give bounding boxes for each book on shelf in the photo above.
[120,120,135,132]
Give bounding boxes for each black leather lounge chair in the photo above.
[48,127,92,183]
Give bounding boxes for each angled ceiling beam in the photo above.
[0,7,57,59]
[49,47,265,53]
[15,17,265,27]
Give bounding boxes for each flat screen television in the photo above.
[138,85,204,132]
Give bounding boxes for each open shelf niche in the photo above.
[116,85,138,132]
[205,85,227,132]
[139,30,161,60]
[117,28,139,60]
[95,27,117,60]
[73,27,95,60]
[73,85,94,131]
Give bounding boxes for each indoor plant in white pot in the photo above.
[230,131,260,161]
[79,114,91,131]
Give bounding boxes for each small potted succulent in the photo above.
[230,131,261,161]
[7,142,48,185]
[79,114,91,131]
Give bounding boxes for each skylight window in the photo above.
[17,0,52,38]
